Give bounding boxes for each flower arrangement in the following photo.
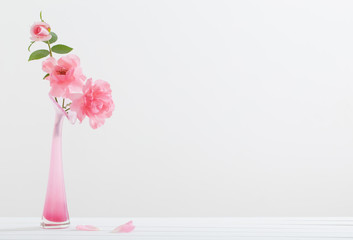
[28,12,114,129]
[30,12,116,229]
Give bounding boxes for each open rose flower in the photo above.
[70,78,114,129]
[30,22,52,41]
[42,54,86,97]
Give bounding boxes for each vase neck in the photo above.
[53,112,64,137]
[50,96,69,120]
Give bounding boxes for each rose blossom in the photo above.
[30,22,52,41]
[70,78,114,129]
[42,54,86,97]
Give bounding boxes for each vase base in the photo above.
[41,217,70,229]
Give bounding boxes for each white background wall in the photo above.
[1,0,353,217]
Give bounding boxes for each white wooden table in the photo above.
[1,218,353,240]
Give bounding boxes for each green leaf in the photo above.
[43,73,50,80]
[28,41,35,52]
[40,11,44,22]
[44,32,57,44]
[51,44,73,54]
[28,49,50,61]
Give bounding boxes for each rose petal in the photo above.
[112,221,135,233]
[68,111,77,124]
[76,225,100,231]
[42,57,57,73]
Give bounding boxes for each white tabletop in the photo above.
[1,217,353,240]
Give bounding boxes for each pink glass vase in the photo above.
[41,97,70,229]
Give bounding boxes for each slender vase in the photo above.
[41,98,70,229]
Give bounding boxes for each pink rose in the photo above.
[42,54,86,97]
[30,22,52,41]
[70,78,114,129]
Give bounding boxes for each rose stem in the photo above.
[47,43,53,57]
[46,38,62,106]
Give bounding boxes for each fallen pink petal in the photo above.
[76,225,100,231]
[112,221,135,233]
